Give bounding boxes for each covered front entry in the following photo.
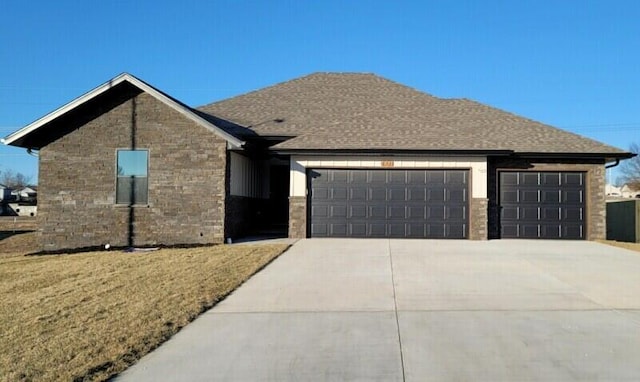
[309,169,468,238]
[499,171,586,239]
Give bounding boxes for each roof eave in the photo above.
[2,73,244,149]
[272,148,514,157]
[513,152,636,161]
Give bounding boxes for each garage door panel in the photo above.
[370,188,386,201]
[332,187,348,200]
[563,207,583,221]
[428,189,446,202]
[541,190,560,203]
[310,169,468,238]
[369,223,386,236]
[520,190,540,203]
[446,171,466,185]
[388,206,406,219]
[501,206,518,220]
[331,205,347,218]
[502,172,518,185]
[448,188,467,203]
[520,207,539,220]
[312,187,329,200]
[332,170,348,182]
[369,205,386,219]
[388,188,405,201]
[520,224,540,238]
[447,206,466,220]
[389,223,406,237]
[369,171,386,183]
[542,173,561,186]
[312,205,329,218]
[564,173,583,185]
[408,223,426,237]
[311,223,328,236]
[407,171,426,185]
[407,188,426,201]
[541,207,560,221]
[407,206,426,219]
[563,225,583,239]
[541,225,561,239]
[447,224,466,239]
[389,171,405,184]
[350,224,367,237]
[350,188,367,200]
[501,190,518,203]
[350,171,367,183]
[521,173,540,185]
[563,190,583,203]
[500,171,585,240]
[502,224,518,237]
[349,205,367,218]
[428,224,446,238]
[330,224,347,236]
[427,205,446,220]
[427,171,445,183]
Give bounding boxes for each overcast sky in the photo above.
[2,0,638,183]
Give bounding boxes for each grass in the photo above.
[598,240,640,253]
[0,232,289,381]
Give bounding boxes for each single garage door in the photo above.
[309,169,468,238]
[499,171,585,239]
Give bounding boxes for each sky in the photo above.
[1,0,639,184]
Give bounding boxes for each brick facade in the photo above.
[288,196,307,238]
[38,92,228,251]
[469,198,489,240]
[487,157,606,240]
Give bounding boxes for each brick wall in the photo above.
[288,196,307,238]
[38,92,228,251]
[487,158,606,240]
[469,198,488,240]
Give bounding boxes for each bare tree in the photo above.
[619,142,640,190]
[0,169,32,189]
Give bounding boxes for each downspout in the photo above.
[605,159,620,169]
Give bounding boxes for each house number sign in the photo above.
[381,160,394,168]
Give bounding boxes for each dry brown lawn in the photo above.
[0,231,40,258]
[598,240,640,253]
[0,234,289,381]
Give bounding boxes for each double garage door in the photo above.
[499,172,586,239]
[309,169,468,238]
[308,169,586,240]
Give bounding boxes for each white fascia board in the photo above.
[2,73,244,148]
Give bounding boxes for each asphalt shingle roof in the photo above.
[198,73,626,155]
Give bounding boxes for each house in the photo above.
[606,183,622,197]
[621,184,640,199]
[2,73,634,251]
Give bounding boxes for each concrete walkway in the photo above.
[116,239,640,381]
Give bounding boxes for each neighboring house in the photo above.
[1,73,635,251]
[621,184,640,199]
[0,185,14,215]
[606,183,622,197]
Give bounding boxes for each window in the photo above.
[116,150,148,205]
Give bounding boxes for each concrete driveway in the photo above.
[117,239,640,381]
